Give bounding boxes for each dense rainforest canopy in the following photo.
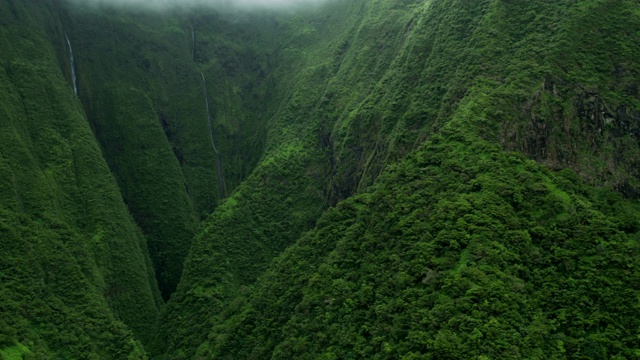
[1,0,640,359]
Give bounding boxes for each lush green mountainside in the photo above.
[0,0,639,358]
[60,3,278,300]
[205,102,640,359]
[0,1,159,357]
[64,8,202,300]
[161,0,640,358]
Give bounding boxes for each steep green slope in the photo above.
[61,6,276,299]
[2,0,640,358]
[162,0,640,358]
[0,211,149,359]
[64,9,201,300]
[208,99,640,359]
[0,0,160,356]
[153,2,410,356]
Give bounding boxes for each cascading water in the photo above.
[201,71,227,199]
[191,25,195,62]
[64,32,78,95]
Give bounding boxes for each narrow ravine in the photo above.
[64,32,78,95]
[201,71,227,199]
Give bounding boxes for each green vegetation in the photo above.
[203,100,640,359]
[62,7,281,299]
[1,0,640,358]
[162,0,640,358]
[0,0,159,357]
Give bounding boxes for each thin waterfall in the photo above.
[191,25,195,62]
[201,71,227,199]
[64,32,77,95]
[201,71,219,154]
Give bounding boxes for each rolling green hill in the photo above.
[1,0,639,358]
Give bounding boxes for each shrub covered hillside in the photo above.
[0,1,160,358]
[161,0,640,359]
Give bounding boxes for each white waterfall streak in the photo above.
[64,32,78,95]
[201,71,219,154]
[191,25,195,62]
[201,71,227,198]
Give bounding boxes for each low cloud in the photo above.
[66,0,331,11]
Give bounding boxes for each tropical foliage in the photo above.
[0,0,639,358]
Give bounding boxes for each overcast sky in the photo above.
[66,0,330,11]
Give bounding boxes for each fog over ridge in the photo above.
[66,0,331,11]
